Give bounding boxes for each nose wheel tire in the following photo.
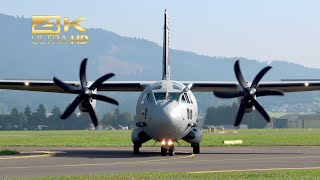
[133,143,140,154]
[192,143,200,154]
[168,145,175,156]
[161,146,167,156]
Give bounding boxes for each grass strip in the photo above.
[13,169,320,180]
[0,129,320,147]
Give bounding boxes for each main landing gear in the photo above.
[160,139,175,156]
[133,143,141,154]
[192,143,200,154]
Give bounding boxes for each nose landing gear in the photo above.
[168,145,175,156]
[160,139,175,156]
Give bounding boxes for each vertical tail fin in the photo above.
[162,9,170,80]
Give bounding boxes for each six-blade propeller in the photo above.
[214,60,284,127]
[53,58,119,127]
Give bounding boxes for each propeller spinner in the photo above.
[53,58,119,127]
[214,60,284,127]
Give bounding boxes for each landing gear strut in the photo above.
[161,145,167,156]
[133,143,140,154]
[160,144,175,156]
[192,143,200,154]
[168,145,175,156]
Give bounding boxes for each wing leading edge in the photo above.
[1,80,320,94]
[183,81,320,93]
[0,80,154,93]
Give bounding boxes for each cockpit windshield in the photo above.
[154,92,181,101]
[168,92,180,101]
[154,92,166,101]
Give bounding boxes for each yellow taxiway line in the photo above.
[0,152,194,170]
[0,151,55,160]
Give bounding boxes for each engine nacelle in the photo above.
[182,127,202,144]
[237,97,255,113]
[245,106,255,113]
[131,128,151,145]
[78,90,97,112]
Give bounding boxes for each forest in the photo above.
[0,104,133,130]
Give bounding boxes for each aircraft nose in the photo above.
[158,100,181,121]
[151,100,182,139]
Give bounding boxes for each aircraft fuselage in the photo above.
[132,80,200,143]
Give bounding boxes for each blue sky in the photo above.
[0,0,319,67]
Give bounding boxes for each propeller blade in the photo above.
[234,60,249,91]
[234,99,247,127]
[213,91,242,98]
[53,77,80,94]
[251,66,272,88]
[256,90,284,97]
[60,97,81,119]
[252,99,270,122]
[79,58,88,88]
[89,73,115,90]
[86,100,98,127]
[92,94,119,105]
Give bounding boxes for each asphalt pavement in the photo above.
[1,146,320,178]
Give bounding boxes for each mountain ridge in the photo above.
[0,13,319,115]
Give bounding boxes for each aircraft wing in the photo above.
[183,81,320,93]
[182,81,238,92]
[1,80,320,94]
[0,80,154,93]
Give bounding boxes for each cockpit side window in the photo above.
[184,93,190,104]
[181,94,186,103]
[188,93,193,104]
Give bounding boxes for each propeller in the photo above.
[53,58,119,127]
[214,60,284,127]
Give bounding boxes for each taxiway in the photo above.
[1,146,320,178]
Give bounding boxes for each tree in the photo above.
[32,104,47,130]
[63,112,79,130]
[48,106,62,130]
[18,112,27,129]
[10,107,19,130]
[204,103,267,128]
[102,112,114,127]
[101,109,133,129]
[76,113,91,129]
[24,106,32,130]
[0,114,10,130]
[119,112,132,127]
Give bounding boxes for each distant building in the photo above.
[272,113,320,128]
[300,113,320,128]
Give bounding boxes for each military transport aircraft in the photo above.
[1,10,320,156]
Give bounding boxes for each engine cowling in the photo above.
[182,127,202,144]
[131,128,151,145]
[79,90,97,112]
[237,97,255,113]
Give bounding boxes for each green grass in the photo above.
[1,129,320,147]
[0,149,19,155]
[13,169,320,179]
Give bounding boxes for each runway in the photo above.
[1,146,320,178]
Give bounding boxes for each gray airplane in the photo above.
[1,10,320,156]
